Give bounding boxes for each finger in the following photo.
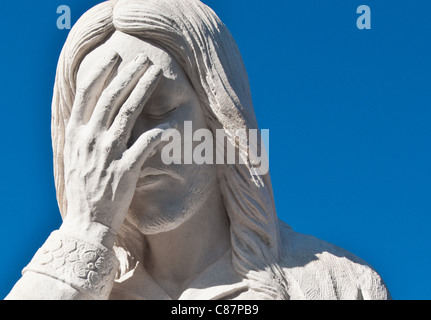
[69,50,120,126]
[109,65,163,144]
[122,121,177,169]
[89,54,150,130]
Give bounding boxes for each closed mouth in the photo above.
[137,167,184,188]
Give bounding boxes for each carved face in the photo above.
[78,31,218,235]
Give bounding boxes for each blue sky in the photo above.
[0,0,430,300]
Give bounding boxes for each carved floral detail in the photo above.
[24,231,118,299]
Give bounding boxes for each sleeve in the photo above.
[356,264,392,300]
[5,230,119,300]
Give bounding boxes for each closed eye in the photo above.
[145,107,178,120]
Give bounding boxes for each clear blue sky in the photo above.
[0,0,430,300]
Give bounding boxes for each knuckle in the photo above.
[102,138,114,153]
[74,129,97,152]
[99,87,121,106]
[85,138,97,153]
[101,133,119,154]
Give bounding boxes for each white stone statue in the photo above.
[6,0,390,300]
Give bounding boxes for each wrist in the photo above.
[60,215,117,250]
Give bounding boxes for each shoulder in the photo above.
[278,220,391,300]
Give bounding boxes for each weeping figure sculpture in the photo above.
[6,0,390,300]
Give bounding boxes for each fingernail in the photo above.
[145,64,162,75]
[105,50,119,62]
[134,54,149,64]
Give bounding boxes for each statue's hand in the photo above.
[60,51,173,248]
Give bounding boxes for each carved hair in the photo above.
[52,0,289,299]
